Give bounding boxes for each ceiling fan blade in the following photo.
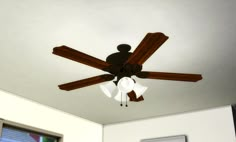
[125,32,168,65]
[59,74,115,91]
[127,91,136,101]
[136,71,202,82]
[136,95,144,102]
[53,45,111,71]
[128,91,144,102]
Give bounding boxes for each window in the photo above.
[141,135,186,142]
[0,119,63,142]
[232,105,236,136]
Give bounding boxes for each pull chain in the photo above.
[120,92,128,107]
[125,94,128,107]
[120,91,123,106]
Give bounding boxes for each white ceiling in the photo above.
[0,0,236,124]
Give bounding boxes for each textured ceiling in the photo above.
[0,0,236,124]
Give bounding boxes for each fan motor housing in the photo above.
[105,44,142,81]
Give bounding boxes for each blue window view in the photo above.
[0,126,57,142]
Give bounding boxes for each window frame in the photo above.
[141,135,187,142]
[0,118,63,142]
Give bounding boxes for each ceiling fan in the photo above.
[53,32,202,104]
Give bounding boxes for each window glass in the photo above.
[0,126,58,142]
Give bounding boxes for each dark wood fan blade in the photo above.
[136,95,144,102]
[136,71,202,82]
[127,91,144,102]
[127,91,136,101]
[125,32,168,65]
[59,74,115,91]
[53,45,111,71]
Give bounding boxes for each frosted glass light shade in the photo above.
[100,81,116,98]
[117,77,135,93]
[133,82,148,98]
[114,90,128,102]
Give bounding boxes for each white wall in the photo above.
[1,89,235,142]
[104,106,236,142]
[0,90,103,142]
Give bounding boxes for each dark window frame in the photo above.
[0,118,63,142]
[141,135,187,142]
[232,105,236,136]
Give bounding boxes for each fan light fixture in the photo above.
[114,90,127,102]
[100,77,148,107]
[117,77,135,93]
[99,81,116,98]
[133,82,148,98]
